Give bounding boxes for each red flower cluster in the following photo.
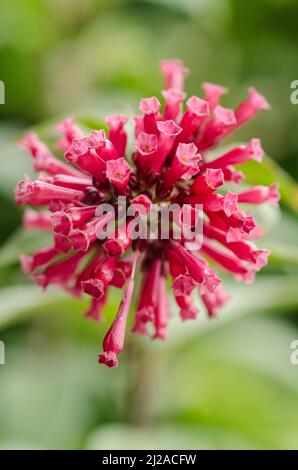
[15,59,279,367]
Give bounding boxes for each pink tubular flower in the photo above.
[15,178,84,205]
[20,132,83,178]
[160,59,189,91]
[22,208,52,230]
[103,223,132,256]
[15,60,277,368]
[105,158,132,193]
[56,117,85,151]
[177,96,209,144]
[105,115,128,157]
[203,138,265,171]
[162,88,186,121]
[34,251,86,289]
[202,82,228,111]
[84,295,107,322]
[164,143,201,188]
[154,271,169,339]
[150,120,182,173]
[111,260,132,288]
[134,132,158,169]
[20,246,58,274]
[98,254,137,367]
[68,214,112,252]
[237,184,280,206]
[49,174,92,190]
[196,105,237,150]
[139,97,161,134]
[131,264,156,335]
[202,284,230,318]
[88,129,119,161]
[191,168,224,195]
[235,87,271,127]
[64,137,107,180]
[51,205,97,235]
[81,254,117,299]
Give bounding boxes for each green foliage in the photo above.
[240,156,298,214]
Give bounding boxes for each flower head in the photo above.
[15,60,277,367]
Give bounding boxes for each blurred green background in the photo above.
[1,0,298,450]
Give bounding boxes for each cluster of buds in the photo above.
[15,59,279,368]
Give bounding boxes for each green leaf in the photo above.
[152,274,298,350]
[0,125,33,197]
[0,281,122,330]
[0,337,114,449]
[239,155,298,214]
[267,242,298,268]
[148,315,298,449]
[0,284,69,328]
[0,229,52,269]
